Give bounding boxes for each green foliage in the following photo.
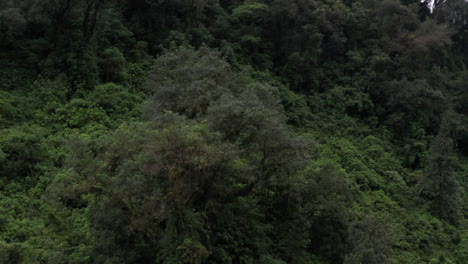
[87,83,142,117]
[99,47,128,84]
[231,1,268,21]
[345,215,396,264]
[0,241,23,264]
[0,90,28,128]
[144,46,233,118]
[0,125,49,179]
[0,0,467,263]
[57,48,314,263]
[422,117,463,225]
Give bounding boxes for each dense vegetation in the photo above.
[0,0,467,263]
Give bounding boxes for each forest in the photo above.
[0,0,467,263]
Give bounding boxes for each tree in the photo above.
[433,0,468,67]
[345,215,396,264]
[62,115,236,263]
[144,46,234,118]
[0,7,26,49]
[58,46,314,263]
[375,79,446,141]
[99,47,128,83]
[0,125,49,179]
[307,165,353,263]
[421,116,463,225]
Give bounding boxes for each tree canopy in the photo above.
[0,0,467,263]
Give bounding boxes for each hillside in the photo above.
[0,0,467,263]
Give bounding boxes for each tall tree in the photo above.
[422,116,463,225]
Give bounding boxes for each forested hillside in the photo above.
[0,0,467,263]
